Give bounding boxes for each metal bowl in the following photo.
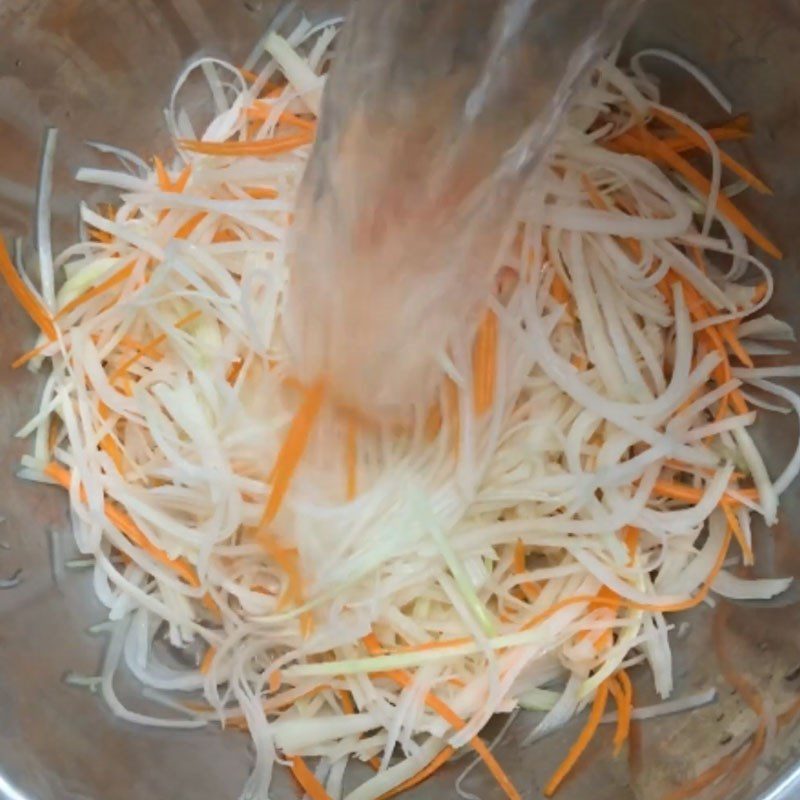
[1,1,799,798]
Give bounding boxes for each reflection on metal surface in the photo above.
[0,770,34,800]
[0,1,798,799]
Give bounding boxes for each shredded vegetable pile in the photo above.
[5,18,800,800]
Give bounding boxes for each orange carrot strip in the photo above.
[550,273,570,304]
[371,526,732,662]
[0,236,57,340]
[11,338,53,369]
[200,646,216,675]
[389,530,733,657]
[665,128,751,152]
[513,539,540,602]
[606,677,629,756]
[268,669,282,694]
[153,157,171,191]
[174,212,206,240]
[473,310,498,414]
[445,377,460,457]
[226,358,244,385]
[651,108,771,195]
[244,186,279,200]
[633,126,781,258]
[718,321,754,368]
[55,260,135,320]
[652,479,758,505]
[258,378,325,530]
[179,134,313,157]
[544,680,610,796]
[48,416,61,453]
[238,67,261,83]
[338,688,356,715]
[363,634,521,800]
[246,103,317,131]
[345,416,358,500]
[288,755,333,800]
[721,502,754,565]
[110,309,201,381]
[97,402,124,473]
[44,462,200,588]
[212,228,239,243]
[172,165,192,193]
[280,111,317,131]
[617,670,634,754]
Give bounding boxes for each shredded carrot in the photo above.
[652,479,758,505]
[172,164,192,193]
[246,102,317,131]
[212,227,240,243]
[718,320,754,368]
[550,273,570,305]
[238,67,261,83]
[345,416,358,500]
[664,126,750,152]
[607,675,631,756]
[379,530,732,658]
[424,400,443,442]
[153,159,191,194]
[153,157,170,191]
[300,609,314,639]
[632,126,782,259]
[268,669,282,694]
[11,338,52,369]
[0,235,57,340]
[445,377,460,456]
[174,212,206,240]
[363,633,522,800]
[338,688,356,715]
[109,309,201,382]
[97,402,124,473]
[544,679,610,796]
[279,110,317,131]
[288,755,333,800]
[226,358,244,385]
[55,260,135,321]
[473,310,498,414]
[200,646,216,675]
[721,502,753,565]
[607,112,751,155]
[617,670,634,753]
[244,186,279,200]
[44,462,201,588]
[179,134,313,157]
[258,378,325,530]
[650,107,771,195]
[47,415,60,454]
[570,353,588,371]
